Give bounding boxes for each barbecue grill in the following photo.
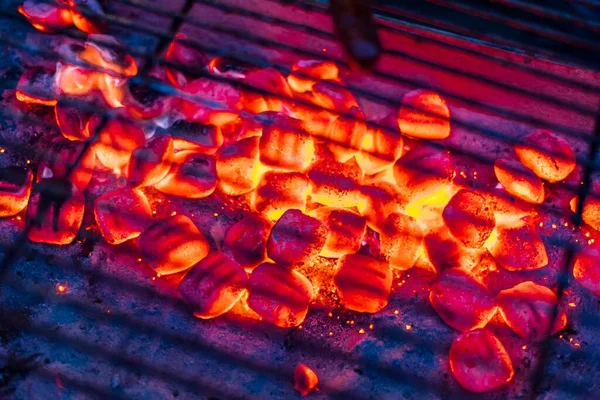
[0,0,599,398]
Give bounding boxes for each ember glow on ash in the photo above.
[9,8,594,393]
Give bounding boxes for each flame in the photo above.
[405,184,457,224]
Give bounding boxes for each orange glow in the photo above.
[165,34,208,88]
[67,0,105,33]
[494,159,544,204]
[515,129,576,183]
[288,59,339,93]
[137,215,209,275]
[266,209,327,266]
[223,214,272,270]
[310,207,366,258]
[94,188,153,245]
[380,212,423,270]
[170,123,223,154]
[294,363,319,396]
[324,106,367,162]
[449,329,514,393]
[55,103,92,142]
[429,268,497,332]
[15,90,57,106]
[356,113,403,175]
[177,77,241,126]
[405,184,457,224]
[88,116,146,176]
[216,136,262,196]
[259,112,315,172]
[333,254,392,313]
[308,158,363,209]
[56,283,68,294]
[424,227,481,272]
[79,35,138,78]
[16,67,57,106]
[0,167,33,218]
[155,150,217,199]
[243,68,294,114]
[486,219,548,271]
[179,252,248,319]
[55,64,99,97]
[356,181,402,232]
[19,1,73,33]
[442,189,496,248]
[397,90,450,140]
[497,281,567,342]
[310,81,358,114]
[581,194,600,231]
[394,146,455,202]
[247,262,313,328]
[26,183,85,245]
[127,135,174,188]
[253,171,310,220]
[573,243,600,296]
[37,140,95,192]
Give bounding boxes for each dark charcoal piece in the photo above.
[128,80,164,107]
[329,0,381,69]
[0,167,30,192]
[168,120,219,147]
[208,57,252,76]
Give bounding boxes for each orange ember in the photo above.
[217,135,262,196]
[442,189,496,248]
[243,68,294,114]
[308,158,363,208]
[429,268,497,332]
[247,262,313,328]
[449,329,514,393]
[179,252,248,319]
[0,167,33,218]
[379,212,423,270]
[223,214,272,270]
[356,113,403,175]
[137,215,209,275]
[127,135,174,188]
[494,158,544,204]
[287,59,339,93]
[397,89,451,140]
[155,150,217,199]
[19,0,73,33]
[178,78,241,126]
[496,281,567,342]
[294,363,319,396]
[325,106,367,163]
[486,219,548,271]
[573,243,600,296]
[94,188,153,245]
[37,140,95,193]
[16,67,57,106]
[515,129,576,183]
[165,34,208,88]
[334,254,392,313]
[310,207,366,258]
[253,171,310,220]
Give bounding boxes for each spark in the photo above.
[568,302,577,308]
[405,324,412,331]
[358,328,365,334]
[56,283,67,293]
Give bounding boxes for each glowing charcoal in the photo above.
[0,167,33,217]
[219,117,262,145]
[379,212,423,270]
[68,0,105,33]
[127,135,174,188]
[479,189,534,226]
[55,64,99,98]
[333,254,392,313]
[16,67,58,106]
[217,136,262,196]
[449,329,514,393]
[177,77,241,126]
[207,57,251,79]
[429,268,497,332]
[581,194,600,231]
[573,243,600,296]
[138,214,209,275]
[310,81,358,114]
[393,145,455,201]
[259,112,315,172]
[356,181,402,232]
[94,188,153,245]
[55,102,93,141]
[310,207,366,258]
[496,281,567,342]
[165,33,208,87]
[515,129,576,183]
[308,158,363,208]
[253,172,310,220]
[247,262,313,328]
[287,60,339,93]
[169,121,223,154]
[355,113,403,175]
[18,0,73,32]
[325,106,367,162]
[494,158,544,204]
[424,227,481,272]
[179,252,248,319]
[223,214,273,270]
[266,209,327,266]
[397,89,450,140]
[155,150,217,199]
[37,140,95,192]
[486,220,548,271]
[123,77,174,121]
[442,189,496,248]
[294,363,319,396]
[292,96,336,140]
[88,116,146,175]
[79,35,138,78]
[26,181,85,245]
[243,68,294,114]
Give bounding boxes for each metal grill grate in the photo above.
[0,0,598,398]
